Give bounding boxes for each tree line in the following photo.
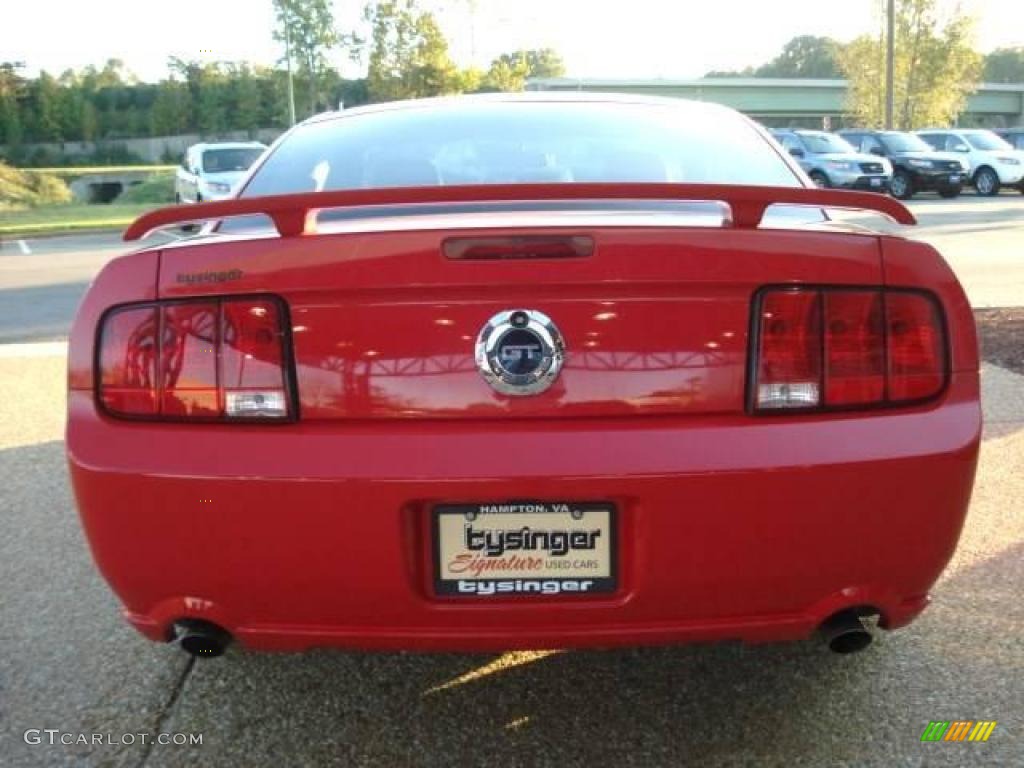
[2,0,1020,163]
[0,0,564,163]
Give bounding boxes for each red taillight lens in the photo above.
[161,301,220,418]
[755,290,822,409]
[220,299,290,418]
[99,307,158,416]
[753,287,945,412]
[98,296,291,421]
[824,291,885,405]
[885,292,946,401]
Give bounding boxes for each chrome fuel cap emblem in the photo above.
[475,309,565,396]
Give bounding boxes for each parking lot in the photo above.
[1,196,1023,766]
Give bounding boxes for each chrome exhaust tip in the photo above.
[820,610,873,654]
[174,620,232,658]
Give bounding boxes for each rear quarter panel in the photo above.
[67,250,160,392]
[880,236,978,374]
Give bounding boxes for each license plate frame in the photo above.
[432,501,617,597]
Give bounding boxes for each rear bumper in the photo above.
[67,373,981,652]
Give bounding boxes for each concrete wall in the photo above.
[4,129,282,164]
[67,170,158,203]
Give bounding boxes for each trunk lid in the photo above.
[157,217,882,420]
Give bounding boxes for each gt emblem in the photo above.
[475,309,565,396]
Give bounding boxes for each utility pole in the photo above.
[283,2,297,126]
[885,0,895,129]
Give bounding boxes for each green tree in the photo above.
[150,79,191,136]
[483,56,527,91]
[483,48,566,91]
[196,65,228,135]
[0,62,27,149]
[703,66,756,78]
[839,0,982,129]
[259,70,292,128]
[756,36,843,78]
[80,101,98,141]
[983,47,1024,83]
[364,0,460,101]
[273,0,341,116]
[704,36,841,78]
[31,72,63,141]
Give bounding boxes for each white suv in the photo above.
[174,142,267,203]
[916,129,1024,196]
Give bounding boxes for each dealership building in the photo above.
[527,78,1024,129]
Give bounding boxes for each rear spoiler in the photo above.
[123,183,915,241]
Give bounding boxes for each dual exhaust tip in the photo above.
[174,620,232,658]
[819,610,874,654]
[171,610,874,659]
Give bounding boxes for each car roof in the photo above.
[300,91,743,127]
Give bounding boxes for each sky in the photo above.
[2,0,1022,82]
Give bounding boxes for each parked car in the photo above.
[174,142,267,203]
[67,94,979,659]
[994,129,1024,192]
[838,130,967,200]
[771,129,891,191]
[916,129,1024,196]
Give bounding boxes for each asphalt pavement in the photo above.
[0,230,179,343]
[1,195,1023,766]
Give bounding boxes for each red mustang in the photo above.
[67,95,980,658]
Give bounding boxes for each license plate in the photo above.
[871,177,883,187]
[949,174,961,183]
[433,502,616,597]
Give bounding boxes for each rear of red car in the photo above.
[66,96,980,656]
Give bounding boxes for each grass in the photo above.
[117,173,175,204]
[0,203,159,237]
[0,163,72,207]
[0,166,175,236]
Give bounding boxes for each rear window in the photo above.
[242,101,801,197]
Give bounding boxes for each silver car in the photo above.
[174,142,267,203]
[772,130,892,192]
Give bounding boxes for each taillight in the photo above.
[752,287,946,412]
[98,296,292,421]
[885,292,946,401]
